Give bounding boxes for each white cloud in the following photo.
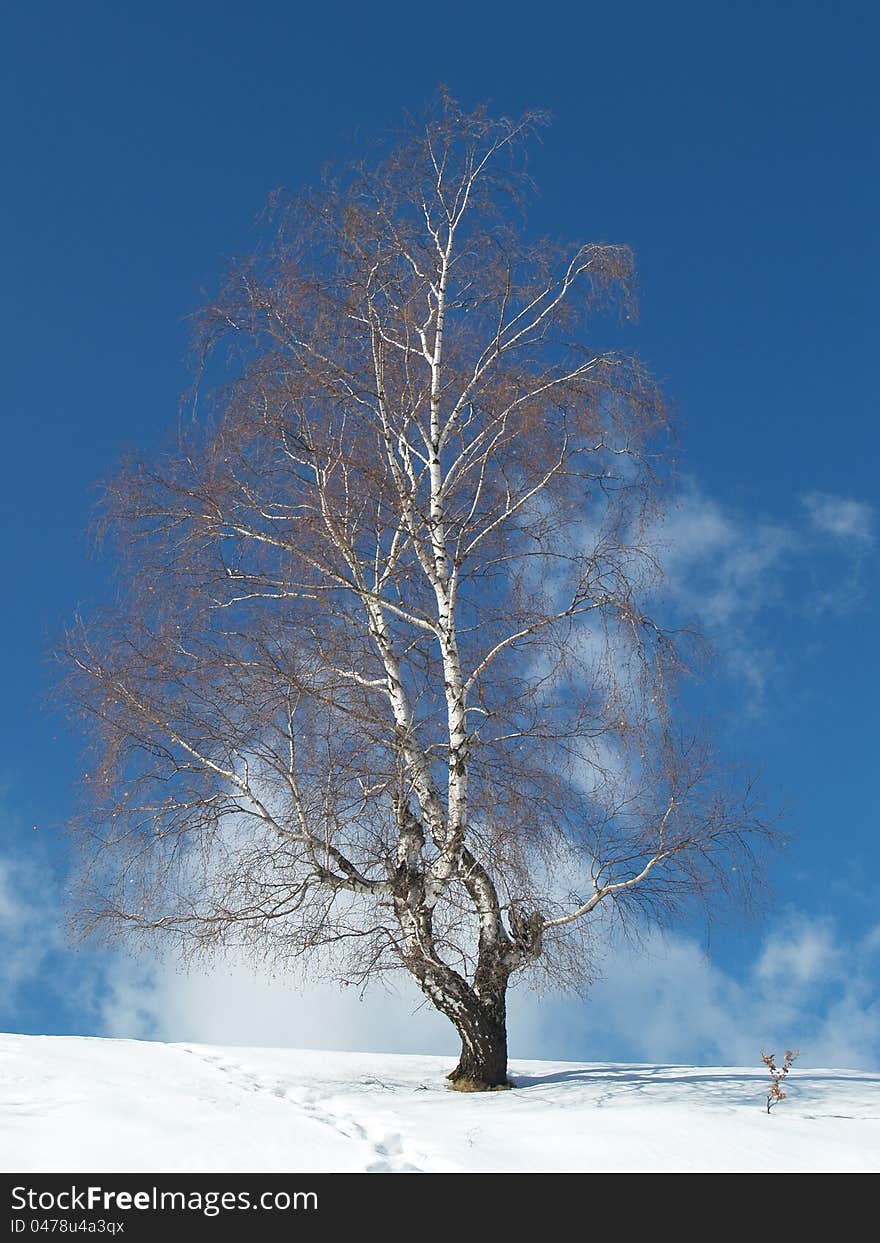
[754,919,840,989]
[648,480,876,706]
[3,478,877,1076]
[570,913,880,1071]
[99,949,456,1056]
[803,492,875,544]
[656,486,795,629]
[95,911,880,1072]
[0,850,63,1009]
[1,780,875,1072]
[648,483,795,704]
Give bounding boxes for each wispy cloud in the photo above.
[0,788,119,1035]
[0,849,63,1015]
[650,480,876,705]
[803,492,875,545]
[656,487,793,628]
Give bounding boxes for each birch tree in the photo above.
[61,95,770,1089]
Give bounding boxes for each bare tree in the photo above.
[60,94,771,1090]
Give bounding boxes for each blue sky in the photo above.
[1,0,878,1067]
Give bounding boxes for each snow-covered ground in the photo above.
[1,1033,877,1172]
